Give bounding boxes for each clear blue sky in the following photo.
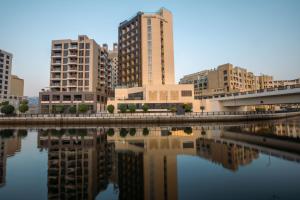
[1,0,300,96]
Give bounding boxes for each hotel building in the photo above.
[39,35,112,113]
[108,8,197,112]
[118,8,174,87]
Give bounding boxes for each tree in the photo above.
[184,127,193,134]
[78,104,88,113]
[1,104,15,115]
[120,128,128,137]
[143,128,149,136]
[119,104,127,113]
[183,104,192,112]
[107,104,115,114]
[142,104,149,112]
[106,128,115,136]
[128,104,136,113]
[0,101,9,106]
[69,106,77,114]
[200,106,205,114]
[17,129,28,138]
[169,106,177,113]
[19,103,29,113]
[129,128,136,136]
[20,99,29,105]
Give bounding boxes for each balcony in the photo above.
[52,53,62,57]
[51,67,61,72]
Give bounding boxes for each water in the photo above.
[0,117,300,200]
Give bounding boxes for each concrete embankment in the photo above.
[0,112,299,125]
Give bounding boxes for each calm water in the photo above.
[0,117,300,200]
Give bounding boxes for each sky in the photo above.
[0,0,300,96]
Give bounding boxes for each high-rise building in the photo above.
[257,74,274,89]
[108,43,118,90]
[0,49,24,103]
[118,8,175,87]
[108,8,197,113]
[39,35,112,113]
[0,49,12,101]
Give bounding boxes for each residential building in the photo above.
[39,35,112,113]
[180,63,273,99]
[10,75,24,97]
[0,49,12,101]
[118,8,175,87]
[108,43,118,90]
[273,78,300,88]
[257,74,274,89]
[179,70,209,98]
[0,49,24,104]
[109,8,196,112]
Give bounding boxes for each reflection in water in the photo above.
[0,118,299,200]
[38,129,114,200]
[0,130,25,187]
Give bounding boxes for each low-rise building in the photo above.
[180,63,274,99]
[273,78,300,88]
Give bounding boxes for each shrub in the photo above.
[119,104,127,113]
[1,104,15,115]
[169,106,177,113]
[69,106,77,114]
[17,129,28,138]
[107,104,115,113]
[128,104,136,113]
[19,103,29,113]
[142,104,149,112]
[143,128,149,136]
[0,101,9,106]
[53,105,64,114]
[78,104,88,113]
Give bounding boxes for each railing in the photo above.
[0,110,299,118]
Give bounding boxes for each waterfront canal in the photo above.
[0,117,300,200]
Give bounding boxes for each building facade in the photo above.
[10,75,24,97]
[118,8,175,87]
[109,8,195,112]
[0,49,24,104]
[39,35,112,113]
[0,49,12,101]
[180,63,274,99]
[273,78,300,88]
[108,43,118,90]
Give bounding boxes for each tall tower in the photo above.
[118,8,175,87]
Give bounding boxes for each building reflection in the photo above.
[0,129,24,187]
[38,129,114,200]
[36,124,299,200]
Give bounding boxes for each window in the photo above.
[85,58,89,63]
[63,58,67,64]
[42,95,50,101]
[64,43,69,49]
[85,80,89,86]
[85,65,89,71]
[85,50,90,56]
[85,43,90,49]
[64,51,68,56]
[181,90,192,97]
[79,43,84,49]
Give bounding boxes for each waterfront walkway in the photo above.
[0,111,299,125]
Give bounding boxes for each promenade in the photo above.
[0,111,299,125]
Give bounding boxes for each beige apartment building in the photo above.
[109,8,196,112]
[118,8,175,87]
[257,74,274,89]
[273,78,300,88]
[39,35,112,113]
[10,75,24,97]
[180,63,274,99]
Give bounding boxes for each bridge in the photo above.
[201,85,300,111]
